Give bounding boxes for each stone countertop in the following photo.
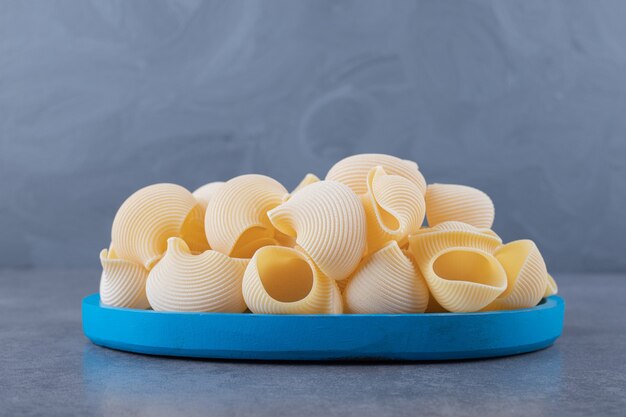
[1,270,625,417]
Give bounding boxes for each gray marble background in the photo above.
[1,0,625,271]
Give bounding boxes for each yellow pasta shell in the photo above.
[99,246,150,309]
[408,221,502,270]
[484,240,548,311]
[146,238,249,312]
[344,241,429,314]
[205,174,288,258]
[362,166,426,254]
[425,183,495,229]
[242,246,343,314]
[422,247,507,312]
[111,183,200,270]
[192,181,224,211]
[326,153,427,196]
[268,180,367,281]
[544,273,558,298]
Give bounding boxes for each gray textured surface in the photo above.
[1,270,625,416]
[1,0,626,271]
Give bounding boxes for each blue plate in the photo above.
[82,294,564,361]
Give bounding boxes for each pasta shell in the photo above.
[362,166,426,254]
[326,153,427,196]
[425,183,495,229]
[192,181,225,211]
[242,246,343,314]
[408,221,502,270]
[99,246,150,309]
[111,183,200,269]
[484,240,548,311]
[422,247,507,312]
[205,174,288,258]
[544,273,558,298]
[146,238,249,312]
[268,181,367,281]
[344,241,429,314]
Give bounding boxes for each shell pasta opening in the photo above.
[257,247,314,303]
[433,249,505,287]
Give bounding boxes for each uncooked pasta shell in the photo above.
[326,153,427,196]
[146,238,249,312]
[362,166,426,254]
[344,241,429,314]
[422,247,507,312]
[192,181,225,211]
[544,273,558,298]
[268,180,367,281]
[242,246,343,314]
[205,174,288,258]
[111,183,200,269]
[484,240,548,311]
[408,221,502,270]
[425,183,495,229]
[99,247,150,309]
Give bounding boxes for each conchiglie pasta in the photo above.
[408,221,502,270]
[544,273,558,298]
[99,246,150,309]
[483,240,548,311]
[425,183,495,229]
[242,246,343,314]
[422,247,507,312]
[111,183,200,269]
[362,166,425,254]
[192,181,224,211]
[268,181,366,281]
[344,241,429,314]
[146,238,249,312]
[205,174,288,258]
[326,153,427,196]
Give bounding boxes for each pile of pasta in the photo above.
[100,153,558,314]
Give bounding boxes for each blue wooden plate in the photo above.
[82,294,564,361]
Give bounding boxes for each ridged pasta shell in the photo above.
[99,246,150,309]
[344,241,429,314]
[111,183,200,269]
[408,221,502,269]
[422,247,507,312]
[362,166,426,254]
[268,181,367,281]
[192,181,224,211]
[544,273,558,297]
[425,183,495,229]
[242,246,343,314]
[146,238,249,312]
[484,240,548,311]
[326,153,427,196]
[205,174,288,258]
